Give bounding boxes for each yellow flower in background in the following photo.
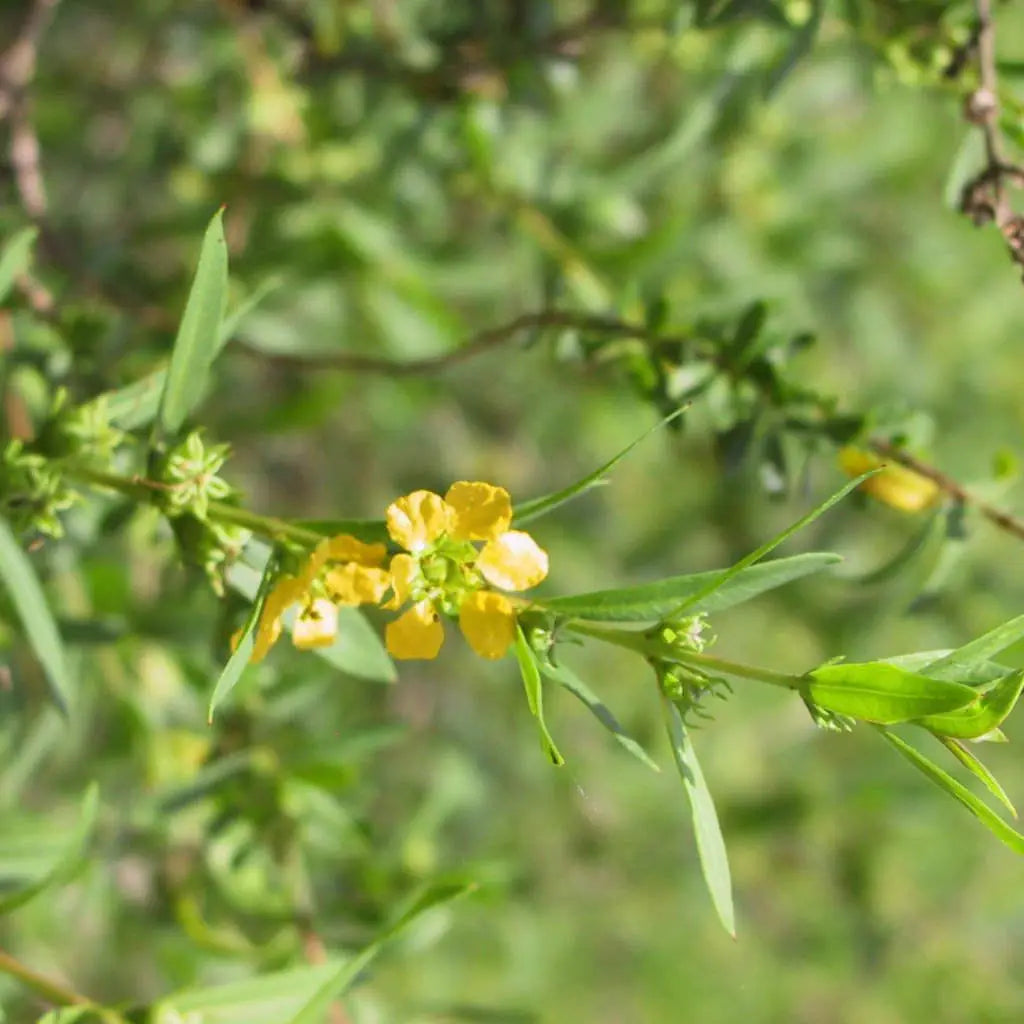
[383,481,548,661]
[248,532,389,663]
[839,447,940,513]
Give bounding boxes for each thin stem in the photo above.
[0,947,90,1009]
[565,621,804,691]
[63,464,323,547]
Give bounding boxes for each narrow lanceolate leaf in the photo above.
[0,518,72,714]
[514,626,565,766]
[0,226,38,305]
[541,552,840,622]
[0,783,98,915]
[878,728,1024,855]
[917,669,1024,740]
[286,880,475,1024]
[805,663,978,724]
[923,613,1024,681]
[666,472,874,619]
[208,555,278,721]
[939,737,1017,819]
[513,409,686,525]
[541,659,659,772]
[105,277,278,431]
[155,208,228,439]
[663,699,735,937]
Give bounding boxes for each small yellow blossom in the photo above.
[386,601,444,659]
[459,590,516,659]
[292,598,338,649]
[382,482,548,661]
[248,532,389,663]
[839,447,940,513]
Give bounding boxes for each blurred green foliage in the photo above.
[3,0,1024,1021]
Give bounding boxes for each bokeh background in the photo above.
[2,1,1024,1021]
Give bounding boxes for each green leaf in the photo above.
[513,410,685,525]
[541,552,840,622]
[917,669,1024,740]
[0,517,72,714]
[938,737,1017,818]
[662,698,735,937]
[286,879,476,1024]
[540,659,659,772]
[514,626,565,766]
[843,511,945,586]
[155,962,342,1024]
[154,208,228,439]
[878,728,1024,855]
[208,555,279,721]
[0,227,38,306]
[0,783,98,915]
[805,663,979,724]
[922,613,1024,681]
[665,473,873,620]
[105,277,278,431]
[879,650,1006,687]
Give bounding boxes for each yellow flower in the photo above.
[382,482,547,661]
[248,532,389,663]
[839,447,940,513]
[292,598,338,649]
[459,590,516,660]
[386,601,444,659]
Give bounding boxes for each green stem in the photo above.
[0,947,90,1009]
[64,464,322,546]
[566,621,803,691]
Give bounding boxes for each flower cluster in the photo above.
[247,481,548,664]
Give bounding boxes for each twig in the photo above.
[0,0,62,314]
[233,310,692,375]
[959,0,1024,269]
[869,439,1024,542]
[0,946,91,1010]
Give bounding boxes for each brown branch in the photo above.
[869,439,1024,543]
[0,946,92,1011]
[959,0,1024,270]
[0,0,62,315]
[233,310,692,375]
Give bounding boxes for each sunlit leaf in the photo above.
[154,208,228,439]
[939,737,1017,818]
[542,552,840,622]
[663,698,735,937]
[514,626,565,766]
[878,728,1024,855]
[541,658,659,772]
[917,669,1024,740]
[805,662,978,724]
[513,410,685,525]
[923,614,1024,680]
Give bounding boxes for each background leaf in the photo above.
[0,227,38,306]
[0,518,72,714]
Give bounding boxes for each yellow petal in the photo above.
[445,481,512,541]
[250,575,304,662]
[384,553,420,610]
[324,564,391,606]
[385,600,444,659]
[476,531,548,591]
[386,490,455,551]
[458,590,515,659]
[292,598,338,650]
[322,534,387,567]
[839,447,939,513]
